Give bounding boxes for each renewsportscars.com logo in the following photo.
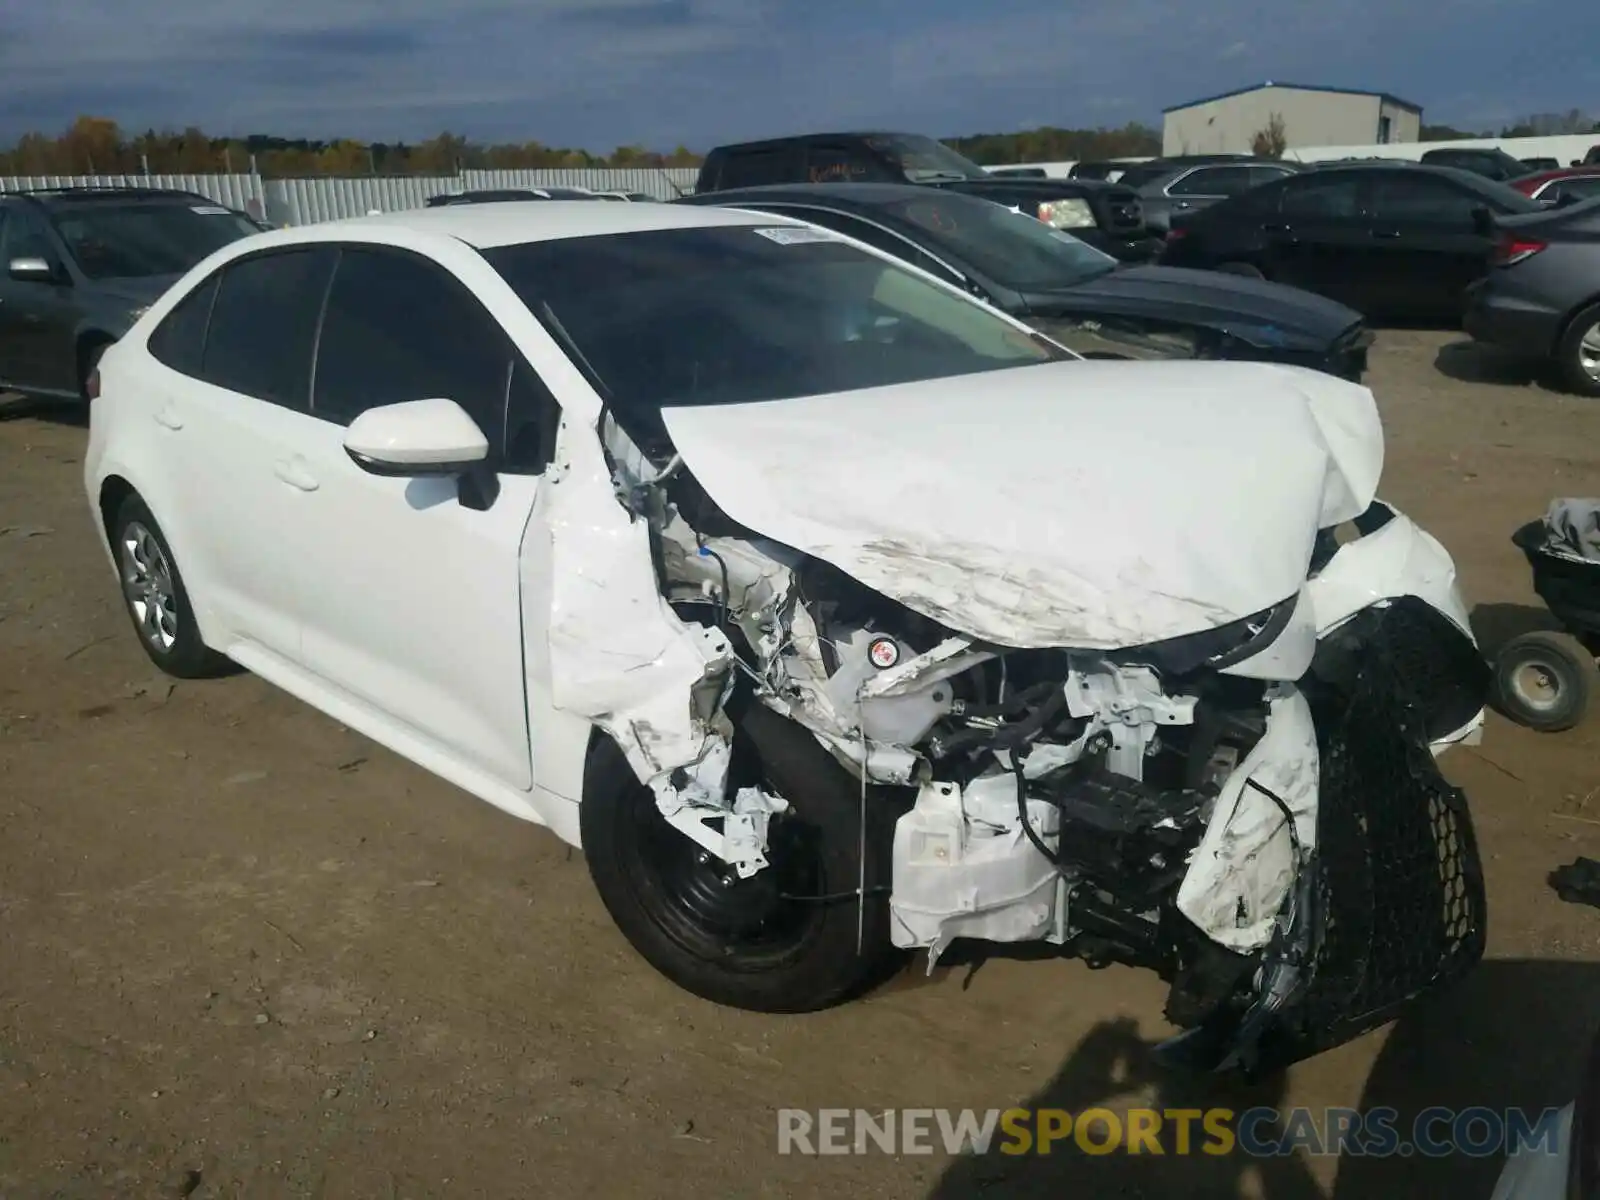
[776,1106,1567,1158]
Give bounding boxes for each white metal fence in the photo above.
[0,167,700,226]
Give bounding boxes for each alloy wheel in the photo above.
[119,521,179,652]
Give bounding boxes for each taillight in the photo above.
[86,368,101,400]
[1491,233,1545,266]
[1166,227,1189,242]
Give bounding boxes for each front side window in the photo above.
[1367,174,1482,227]
[482,225,1064,439]
[311,247,513,444]
[200,247,335,409]
[50,203,258,280]
[1,208,59,265]
[1168,166,1255,197]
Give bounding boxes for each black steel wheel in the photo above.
[580,701,902,1012]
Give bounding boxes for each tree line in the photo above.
[4,112,1588,180]
[1,116,1171,179]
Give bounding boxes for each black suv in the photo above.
[0,187,261,401]
[695,132,1162,262]
[1419,146,1532,182]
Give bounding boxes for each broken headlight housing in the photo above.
[1037,197,1095,229]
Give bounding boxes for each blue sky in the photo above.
[0,0,1592,150]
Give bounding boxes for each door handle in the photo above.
[273,457,319,492]
[1371,228,1402,239]
[1260,222,1292,232]
[153,406,183,430]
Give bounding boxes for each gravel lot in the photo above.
[3,330,1600,1200]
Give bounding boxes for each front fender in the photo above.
[1308,502,1474,642]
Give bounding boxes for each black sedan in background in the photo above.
[678,183,1372,379]
[1465,196,1600,396]
[1159,162,1545,324]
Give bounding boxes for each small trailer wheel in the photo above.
[1492,630,1596,732]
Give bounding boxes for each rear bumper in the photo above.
[1463,279,1564,357]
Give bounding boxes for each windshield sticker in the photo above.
[752,226,839,245]
[190,205,230,215]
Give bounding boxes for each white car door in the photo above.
[278,245,546,791]
[145,246,340,661]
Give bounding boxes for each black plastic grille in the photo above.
[1098,189,1144,232]
[1312,596,1490,743]
[1278,646,1487,1058]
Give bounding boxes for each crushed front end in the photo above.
[548,386,1489,1071]
[882,579,1489,1075]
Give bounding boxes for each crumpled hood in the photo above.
[661,358,1383,649]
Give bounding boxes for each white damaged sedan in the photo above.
[84,202,1490,1073]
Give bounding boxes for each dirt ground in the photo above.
[2,331,1600,1200]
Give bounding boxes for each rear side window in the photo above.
[147,273,220,376]
[714,147,802,189]
[201,248,335,409]
[1281,174,1364,219]
[311,247,513,444]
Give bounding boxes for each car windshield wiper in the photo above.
[905,171,977,183]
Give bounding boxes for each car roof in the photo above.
[1520,166,1600,185]
[687,182,939,208]
[275,201,796,249]
[1,186,219,206]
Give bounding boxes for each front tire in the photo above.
[580,701,903,1012]
[1492,630,1595,732]
[1556,304,1600,398]
[110,495,228,678]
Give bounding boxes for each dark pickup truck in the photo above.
[695,132,1163,263]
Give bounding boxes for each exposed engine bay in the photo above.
[542,361,1490,1074]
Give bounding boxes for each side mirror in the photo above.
[9,256,58,283]
[344,397,487,475]
[344,398,499,509]
[1555,191,1582,208]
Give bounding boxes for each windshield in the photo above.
[864,135,989,182]
[50,202,258,280]
[873,193,1119,290]
[483,225,1064,440]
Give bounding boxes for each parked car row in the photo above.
[684,129,1600,396]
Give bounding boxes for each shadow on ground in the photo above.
[0,395,87,426]
[926,959,1600,1199]
[1471,601,1563,661]
[1434,340,1549,389]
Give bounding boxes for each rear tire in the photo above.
[109,494,229,679]
[1492,630,1595,732]
[1555,304,1600,398]
[580,702,903,1013]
